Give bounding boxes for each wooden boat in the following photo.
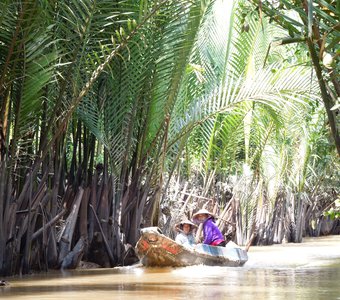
[135,227,248,267]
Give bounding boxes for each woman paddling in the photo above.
[192,208,226,247]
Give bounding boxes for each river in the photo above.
[1,235,340,299]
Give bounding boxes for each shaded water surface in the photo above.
[1,236,340,299]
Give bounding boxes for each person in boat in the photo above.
[175,219,197,248]
[192,208,226,247]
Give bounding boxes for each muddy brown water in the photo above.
[1,235,340,299]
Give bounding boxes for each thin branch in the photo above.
[89,204,116,265]
[31,208,67,241]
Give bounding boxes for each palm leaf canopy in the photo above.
[0,0,322,186]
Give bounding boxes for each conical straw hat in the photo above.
[175,219,197,231]
[192,208,215,220]
[178,219,197,227]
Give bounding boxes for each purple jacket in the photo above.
[203,218,224,245]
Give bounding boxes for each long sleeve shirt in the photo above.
[203,218,224,245]
[175,232,196,248]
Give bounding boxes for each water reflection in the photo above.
[1,236,340,299]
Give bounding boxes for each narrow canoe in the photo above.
[135,227,248,267]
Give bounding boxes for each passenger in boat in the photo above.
[192,208,226,247]
[175,219,197,248]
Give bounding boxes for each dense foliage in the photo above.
[0,0,338,275]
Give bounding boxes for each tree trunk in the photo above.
[58,187,84,266]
